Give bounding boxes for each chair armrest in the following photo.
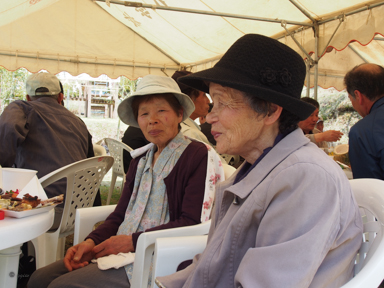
[130,220,211,288]
[73,205,116,245]
[152,235,208,287]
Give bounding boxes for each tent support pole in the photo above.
[348,45,369,63]
[281,22,313,63]
[308,72,344,79]
[319,16,345,57]
[318,1,384,25]
[95,0,312,27]
[306,59,311,97]
[288,0,316,23]
[0,52,175,70]
[314,23,319,100]
[276,2,384,47]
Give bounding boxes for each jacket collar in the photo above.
[370,96,384,114]
[220,128,310,199]
[182,118,201,130]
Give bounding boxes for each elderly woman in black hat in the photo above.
[28,75,221,288]
[156,34,362,288]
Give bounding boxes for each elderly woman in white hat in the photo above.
[156,34,362,288]
[29,75,222,288]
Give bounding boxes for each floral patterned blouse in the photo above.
[117,131,191,281]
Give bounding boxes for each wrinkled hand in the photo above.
[93,235,134,259]
[317,130,343,142]
[63,239,96,272]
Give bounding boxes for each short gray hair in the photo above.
[242,91,300,134]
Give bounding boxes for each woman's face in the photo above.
[298,108,319,134]
[191,91,210,119]
[137,97,182,149]
[206,83,276,162]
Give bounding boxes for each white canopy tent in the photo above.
[1,0,384,97]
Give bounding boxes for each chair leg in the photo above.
[31,230,60,269]
[107,173,118,205]
[31,235,47,269]
[56,237,66,261]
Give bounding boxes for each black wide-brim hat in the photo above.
[178,34,315,120]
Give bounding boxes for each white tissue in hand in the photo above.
[92,252,135,270]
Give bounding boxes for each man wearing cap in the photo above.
[0,72,93,228]
[344,63,384,179]
[172,70,213,145]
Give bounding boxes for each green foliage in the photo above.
[100,184,122,205]
[0,67,30,111]
[63,82,80,98]
[316,87,362,144]
[119,76,137,99]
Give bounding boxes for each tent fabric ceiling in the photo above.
[307,36,384,90]
[1,0,384,90]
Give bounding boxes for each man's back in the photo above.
[122,126,149,173]
[349,97,384,179]
[0,97,90,197]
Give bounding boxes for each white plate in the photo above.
[334,144,349,155]
[4,204,56,219]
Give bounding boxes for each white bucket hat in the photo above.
[118,75,195,128]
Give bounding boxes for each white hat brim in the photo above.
[118,78,195,127]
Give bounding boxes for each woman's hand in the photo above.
[315,130,343,142]
[92,235,134,258]
[63,239,96,272]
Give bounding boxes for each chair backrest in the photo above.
[341,179,384,288]
[223,163,236,179]
[221,154,241,167]
[104,138,133,176]
[93,143,107,156]
[132,163,235,288]
[39,156,114,236]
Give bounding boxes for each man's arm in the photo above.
[313,130,343,142]
[0,102,29,167]
[86,130,95,158]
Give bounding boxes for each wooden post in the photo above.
[111,82,118,119]
[86,84,92,118]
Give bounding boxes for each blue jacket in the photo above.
[349,97,384,179]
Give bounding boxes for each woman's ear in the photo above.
[57,93,64,104]
[178,108,184,123]
[265,104,283,125]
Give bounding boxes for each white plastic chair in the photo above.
[93,143,107,156]
[31,156,114,269]
[104,138,133,205]
[153,234,208,286]
[73,163,236,288]
[340,178,384,288]
[220,154,241,167]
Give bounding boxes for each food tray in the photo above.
[4,204,57,219]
